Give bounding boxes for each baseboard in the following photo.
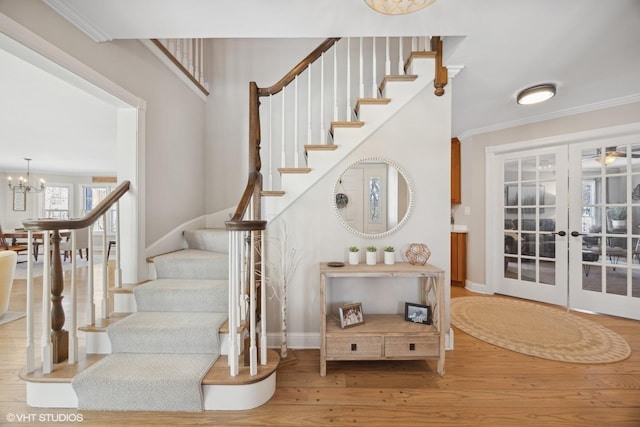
[465,279,492,294]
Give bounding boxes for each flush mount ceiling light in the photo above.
[364,0,438,15]
[516,83,556,105]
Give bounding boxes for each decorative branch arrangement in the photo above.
[261,219,304,359]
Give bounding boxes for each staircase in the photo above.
[19,36,447,412]
[22,228,278,411]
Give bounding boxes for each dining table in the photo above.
[3,229,71,261]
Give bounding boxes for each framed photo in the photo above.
[12,188,26,211]
[339,302,364,329]
[404,302,431,325]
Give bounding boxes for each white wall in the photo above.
[0,0,207,247]
[264,86,452,346]
[454,101,640,288]
[206,38,323,213]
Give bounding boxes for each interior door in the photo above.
[493,146,569,306]
[568,141,640,320]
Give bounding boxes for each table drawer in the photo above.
[384,335,439,358]
[326,336,383,359]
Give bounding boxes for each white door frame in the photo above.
[0,12,147,282]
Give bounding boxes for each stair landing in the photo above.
[20,350,280,410]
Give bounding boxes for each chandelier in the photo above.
[7,158,45,193]
[364,0,438,15]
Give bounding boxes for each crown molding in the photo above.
[43,0,112,42]
[457,93,640,140]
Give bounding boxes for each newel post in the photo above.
[50,230,68,363]
[431,36,448,97]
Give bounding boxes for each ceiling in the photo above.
[2,0,640,175]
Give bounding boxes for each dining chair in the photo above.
[0,225,29,263]
[60,227,90,262]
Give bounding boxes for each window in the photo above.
[83,185,117,233]
[43,186,70,220]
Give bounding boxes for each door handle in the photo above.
[571,231,586,237]
[551,231,566,236]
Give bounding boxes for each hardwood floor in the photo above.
[1,273,639,426]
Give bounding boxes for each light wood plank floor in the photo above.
[1,272,639,426]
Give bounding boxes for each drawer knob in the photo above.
[409,343,415,351]
[351,343,357,351]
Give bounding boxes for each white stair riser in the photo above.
[25,377,276,411]
[84,330,232,356]
[113,293,137,313]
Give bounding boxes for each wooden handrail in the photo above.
[258,38,341,97]
[228,38,340,228]
[22,180,131,231]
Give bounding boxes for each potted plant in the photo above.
[366,246,377,265]
[383,246,395,265]
[607,207,627,231]
[348,246,360,265]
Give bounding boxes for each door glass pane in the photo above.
[606,266,627,296]
[631,144,640,173]
[606,176,627,204]
[503,153,558,286]
[504,159,518,182]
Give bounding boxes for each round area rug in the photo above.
[450,296,631,364]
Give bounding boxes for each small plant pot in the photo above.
[348,252,360,265]
[366,251,377,265]
[384,251,395,265]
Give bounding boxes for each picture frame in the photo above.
[12,188,26,211]
[404,302,431,325]
[339,302,364,329]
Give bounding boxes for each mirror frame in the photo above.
[332,157,414,239]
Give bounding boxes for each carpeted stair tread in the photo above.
[184,228,228,253]
[134,279,228,313]
[107,312,227,354]
[72,353,217,412]
[153,249,228,280]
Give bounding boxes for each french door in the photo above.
[489,138,640,320]
[493,146,569,306]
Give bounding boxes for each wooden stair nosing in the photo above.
[261,190,285,197]
[354,98,391,116]
[277,167,312,174]
[78,312,132,332]
[329,121,365,135]
[304,144,338,152]
[379,74,418,94]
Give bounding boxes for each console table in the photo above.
[319,262,445,377]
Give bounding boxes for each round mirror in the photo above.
[332,158,414,238]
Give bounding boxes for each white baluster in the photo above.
[249,230,257,376]
[385,37,391,76]
[398,37,404,75]
[345,38,351,121]
[41,233,52,374]
[359,37,364,99]
[425,36,431,52]
[268,95,273,190]
[307,65,312,146]
[281,86,286,168]
[228,231,238,376]
[102,215,108,318]
[87,228,95,326]
[26,230,35,373]
[333,46,338,121]
[294,76,299,168]
[372,37,378,98]
[115,201,121,288]
[260,229,267,364]
[412,36,418,52]
[320,53,326,143]
[68,229,78,363]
